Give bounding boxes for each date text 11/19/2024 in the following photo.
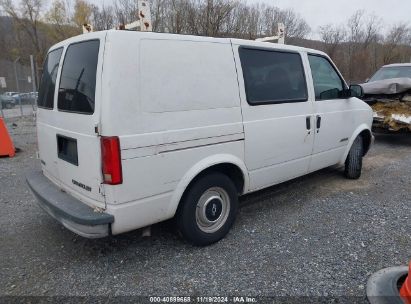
[149,296,257,303]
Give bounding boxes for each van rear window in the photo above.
[58,40,99,114]
[38,48,63,109]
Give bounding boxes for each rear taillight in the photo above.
[101,136,123,185]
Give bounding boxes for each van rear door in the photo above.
[37,37,106,209]
[37,47,64,182]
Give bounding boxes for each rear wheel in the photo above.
[176,172,238,246]
[344,136,363,179]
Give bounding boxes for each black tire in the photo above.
[176,172,238,246]
[344,136,363,179]
[366,266,408,304]
[5,102,12,109]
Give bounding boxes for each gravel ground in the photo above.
[0,116,410,302]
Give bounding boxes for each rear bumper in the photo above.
[26,171,114,238]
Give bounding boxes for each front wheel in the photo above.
[344,136,363,179]
[176,172,238,246]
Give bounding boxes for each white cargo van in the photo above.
[27,31,373,246]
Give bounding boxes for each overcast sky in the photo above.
[255,0,410,38]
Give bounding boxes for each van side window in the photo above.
[58,40,99,114]
[308,55,345,100]
[239,48,308,105]
[38,48,63,109]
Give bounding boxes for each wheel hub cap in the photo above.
[195,187,230,234]
[205,198,223,222]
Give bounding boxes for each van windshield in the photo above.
[38,48,63,109]
[58,40,100,114]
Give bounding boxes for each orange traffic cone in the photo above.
[401,262,411,304]
[0,117,15,157]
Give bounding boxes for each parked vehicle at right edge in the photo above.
[26,31,374,246]
[361,63,411,133]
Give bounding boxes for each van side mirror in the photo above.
[349,84,364,98]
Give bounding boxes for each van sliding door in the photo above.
[233,45,315,190]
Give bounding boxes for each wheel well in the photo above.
[175,163,245,217]
[185,163,245,196]
[359,129,372,156]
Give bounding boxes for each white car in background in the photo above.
[4,91,19,97]
[0,93,17,109]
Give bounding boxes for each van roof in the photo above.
[48,30,327,57]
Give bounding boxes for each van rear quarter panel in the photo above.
[100,32,245,234]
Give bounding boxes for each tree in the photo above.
[150,0,312,40]
[0,16,9,59]
[382,23,411,64]
[91,4,115,31]
[280,8,310,40]
[113,0,138,26]
[0,0,45,65]
[319,24,346,60]
[45,0,79,41]
[344,10,383,82]
[72,0,92,26]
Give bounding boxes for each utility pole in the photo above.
[13,57,23,116]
